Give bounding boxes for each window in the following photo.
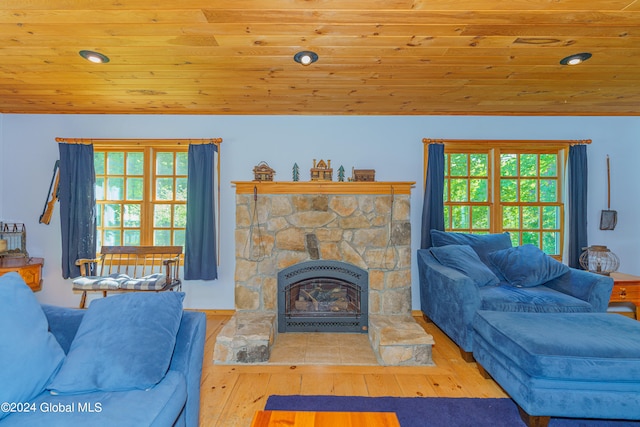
[436,140,569,257]
[94,143,188,249]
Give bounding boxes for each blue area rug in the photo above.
[265,395,640,427]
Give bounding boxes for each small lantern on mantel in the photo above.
[579,245,620,276]
[253,161,275,182]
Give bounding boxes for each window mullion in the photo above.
[491,148,502,234]
[141,147,154,246]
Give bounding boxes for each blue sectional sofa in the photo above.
[417,231,614,359]
[0,272,206,427]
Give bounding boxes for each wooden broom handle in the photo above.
[607,155,611,209]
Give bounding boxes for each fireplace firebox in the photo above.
[277,260,368,333]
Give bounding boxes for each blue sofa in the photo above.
[417,231,614,359]
[0,272,206,427]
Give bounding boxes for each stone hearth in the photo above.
[213,182,434,365]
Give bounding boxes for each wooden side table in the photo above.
[0,257,44,291]
[251,410,400,427]
[609,272,640,319]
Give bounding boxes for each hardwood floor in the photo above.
[199,313,507,427]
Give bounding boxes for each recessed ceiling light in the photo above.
[560,52,592,66]
[294,51,318,66]
[79,50,110,64]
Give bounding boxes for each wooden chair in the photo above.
[73,245,182,308]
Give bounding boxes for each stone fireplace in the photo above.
[213,181,434,365]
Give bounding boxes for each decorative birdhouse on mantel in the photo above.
[351,168,376,182]
[310,159,333,181]
[253,161,275,182]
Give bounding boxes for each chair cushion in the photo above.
[430,230,512,279]
[479,284,592,313]
[429,244,500,287]
[488,244,569,288]
[72,273,128,290]
[48,291,184,395]
[474,311,640,382]
[0,273,65,420]
[118,273,168,290]
[73,273,168,291]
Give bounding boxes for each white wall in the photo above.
[1,114,639,309]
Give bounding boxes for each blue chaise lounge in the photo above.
[417,230,614,360]
[473,310,640,426]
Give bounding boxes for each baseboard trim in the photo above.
[187,308,236,316]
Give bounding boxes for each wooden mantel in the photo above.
[232,181,415,195]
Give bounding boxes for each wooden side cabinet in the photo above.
[609,272,640,318]
[0,257,44,291]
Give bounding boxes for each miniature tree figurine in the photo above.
[292,163,300,181]
[338,165,345,182]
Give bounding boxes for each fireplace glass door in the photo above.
[287,277,360,314]
[277,260,368,333]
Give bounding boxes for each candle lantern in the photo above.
[579,245,620,275]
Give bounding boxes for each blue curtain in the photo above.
[184,143,218,280]
[421,143,445,249]
[58,143,96,279]
[567,144,588,269]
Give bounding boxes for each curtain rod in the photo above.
[55,137,222,145]
[422,138,591,145]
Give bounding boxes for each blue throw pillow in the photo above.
[430,230,512,278]
[48,291,184,394]
[430,245,500,287]
[488,244,570,288]
[0,273,65,420]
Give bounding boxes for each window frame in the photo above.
[93,140,189,249]
[424,139,585,259]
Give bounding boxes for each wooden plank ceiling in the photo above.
[1,0,639,115]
